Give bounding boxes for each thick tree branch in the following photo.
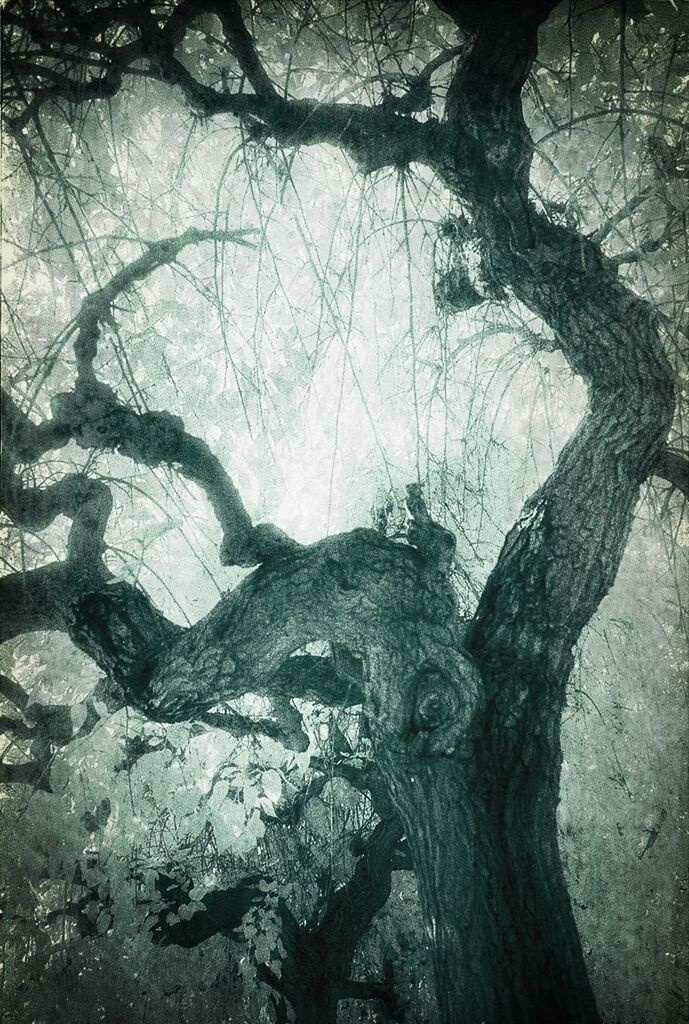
[2,1,453,176]
[70,228,255,378]
[213,0,278,99]
[261,815,407,1021]
[0,672,30,711]
[100,529,466,723]
[24,526,477,791]
[268,653,364,707]
[0,561,109,641]
[654,447,689,499]
[7,62,126,133]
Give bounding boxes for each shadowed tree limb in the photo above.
[0,760,51,789]
[1,229,300,585]
[654,447,689,499]
[258,815,407,1024]
[0,715,35,741]
[0,672,30,711]
[0,672,103,792]
[1,5,683,1023]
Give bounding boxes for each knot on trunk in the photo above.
[408,660,481,758]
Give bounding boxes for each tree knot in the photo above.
[411,668,459,734]
[407,657,482,759]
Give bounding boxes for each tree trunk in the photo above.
[372,662,598,1024]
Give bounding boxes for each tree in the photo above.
[1,2,687,1023]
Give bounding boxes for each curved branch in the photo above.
[409,11,678,728]
[48,381,294,566]
[3,1,449,175]
[654,447,689,499]
[123,529,455,721]
[213,0,278,99]
[315,815,404,969]
[2,228,299,570]
[71,228,256,378]
[47,527,475,763]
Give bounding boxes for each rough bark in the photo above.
[1,3,681,1023]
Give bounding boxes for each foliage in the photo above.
[1,2,687,1023]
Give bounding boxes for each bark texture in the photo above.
[1,3,681,1023]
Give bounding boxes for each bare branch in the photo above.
[589,187,654,244]
[7,62,126,133]
[0,714,35,740]
[71,228,256,379]
[2,229,301,575]
[654,448,689,499]
[213,0,278,99]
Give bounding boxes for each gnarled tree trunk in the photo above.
[1,2,683,1023]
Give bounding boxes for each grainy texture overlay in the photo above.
[1,2,687,1022]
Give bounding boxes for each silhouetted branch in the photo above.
[0,673,104,792]
[0,759,51,789]
[214,0,278,99]
[654,448,689,499]
[0,672,30,711]
[0,714,35,740]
